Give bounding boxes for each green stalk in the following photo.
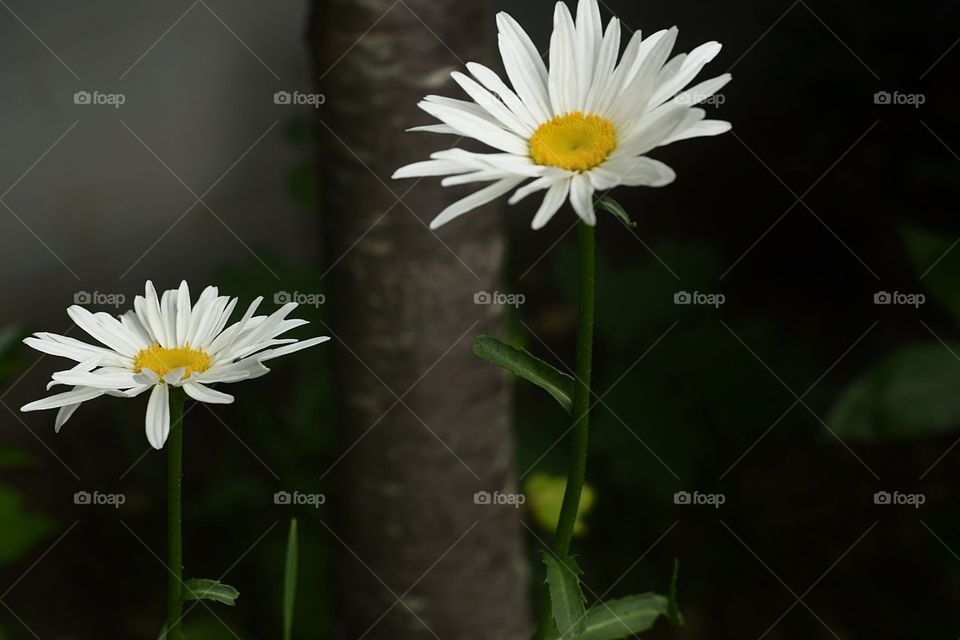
[533,220,596,639]
[165,388,185,640]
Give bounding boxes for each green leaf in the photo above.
[827,342,960,441]
[283,519,299,640]
[182,579,239,606]
[578,593,670,640]
[542,553,587,639]
[901,223,960,319]
[473,336,575,414]
[666,558,684,627]
[595,197,637,229]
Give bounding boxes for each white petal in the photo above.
[417,100,528,155]
[650,42,722,107]
[175,281,192,346]
[585,18,622,113]
[136,281,171,347]
[575,0,603,100]
[55,403,82,432]
[569,175,596,225]
[508,173,568,205]
[407,123,459,135]
[145,383,169,450]
[66,306,139,357]
[531,179,572,230]
[613,103,689,158]
[51,370,138,390]
[662,119,732,144]
[671,73,732,108]
[22,386,105,412]
[548,2,579,114]
[257,336,331,362]
[429,177,525,229]
[451,71,532,136]
[393,159,472,180]
[497,29,551,122]
[183,381,234,404]
[466,62,539,130]
[590,156,676,189]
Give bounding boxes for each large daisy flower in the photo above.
[20,281,329,449]
[392,0,731,230]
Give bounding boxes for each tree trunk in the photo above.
[309,2,532,639]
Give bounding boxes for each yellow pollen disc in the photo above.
[133,344,212,380]
[529,112,617,172]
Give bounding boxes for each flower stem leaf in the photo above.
[575,593,671,640]
[595,197,637,229]
[283,519,299,640]
[182,579,239,606]
[667,558,684,627]
[472,336,575,414]
[542,552,587,639]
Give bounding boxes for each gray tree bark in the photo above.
[309,2,532,639]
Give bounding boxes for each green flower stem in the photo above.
[553,220,595,556]
[166,388,185,640]
[534,220,596,639]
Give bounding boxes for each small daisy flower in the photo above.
[393,0,731,230]
[20,281,329,449]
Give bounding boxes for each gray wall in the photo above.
[0,0,320,324]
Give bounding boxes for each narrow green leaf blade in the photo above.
[580,593,669,640]
[182,579,239,606]
[667,558,684,627]
[283,518,299,640]
[542,552,587,639]
[595,197,637,229]
[473,336,575,414]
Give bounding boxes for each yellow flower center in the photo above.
[529,112,617,172]
[133,344,211,380]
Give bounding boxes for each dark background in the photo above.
[1,0,958,638]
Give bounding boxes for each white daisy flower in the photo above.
[20,281,329,449]
[392,0,731,230]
